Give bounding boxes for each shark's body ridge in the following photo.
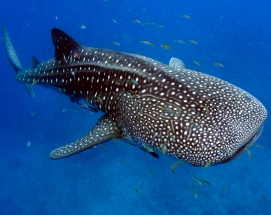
[3,24,267,166]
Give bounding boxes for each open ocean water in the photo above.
[0,0,270,214]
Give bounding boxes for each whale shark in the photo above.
[2,24,267,166]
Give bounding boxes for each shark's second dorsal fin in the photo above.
[32,56,40,68]
[169,57,186,69]
[51,28,81,61]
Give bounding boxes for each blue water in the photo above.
[1,0,270,214]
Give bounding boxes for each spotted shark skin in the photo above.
[3,24,267,166]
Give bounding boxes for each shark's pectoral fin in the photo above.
[50,114,122,159]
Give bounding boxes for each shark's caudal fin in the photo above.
[50,114,122,159]
[2,24,35,97]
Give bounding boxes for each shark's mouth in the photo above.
[221,123,264,163]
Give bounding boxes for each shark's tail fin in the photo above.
[2,24,35,97]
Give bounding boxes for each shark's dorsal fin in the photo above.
[169,57,186,69]
[51,28,81,61]
[50,114,122,159]
[32,56,40,68]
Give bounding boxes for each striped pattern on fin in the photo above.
[50,114,122,159]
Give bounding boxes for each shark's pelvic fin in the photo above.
[169,57,186,69]
[50,114,122,159]
[2,24,35,97]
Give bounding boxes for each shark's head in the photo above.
[169,71,268,166]
[210,93,267,165]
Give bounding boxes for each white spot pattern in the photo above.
[14,38,267,166]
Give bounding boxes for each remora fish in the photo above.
[2,24,267,166]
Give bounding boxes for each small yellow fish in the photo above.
[143,144,153,153]
[175,106,182,116]
[200,105,210,115]
[113,138,121,146]
[78,24,86,29]
[171,160,182,169]
[119,160,125,165]
[161,44,171,50]
[181,14,190,19]
[252,144,264,148]
[112,19,117,23]
[204,161,212,169]
[245,147,252,158]
[131,79,138,85]
[243,94,251,102]
[188,40,198,44]
[145,22,156,25]
[96,96,103,104]
[32,79,38,85]
[218,147,229,154]
[193,61,200,66]
[113,41,120,46]
[133,19,141,24]
[133,188,141,194]
[156,25,165,28]
[139,181,145,189]
[222,184,228,190]
[161,146,167,156]
[190,120,199,130]
[214,62,224,67]
[79,102,88,109]
[160,144,167,155]
[174,40,185,44]
[201,179,211,185]
[190,185,198,197]
[169,134,175,141]
[192,178,202,186]
[141,40,155,47]
[149,170,156,175]
[62,108,83,114]
[30,111,37,116]
[162,107,174,115]
[260,194,267,201]
[100,144,106,151]
[126,92,133,99]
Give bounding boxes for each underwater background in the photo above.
[0,0,270,214]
